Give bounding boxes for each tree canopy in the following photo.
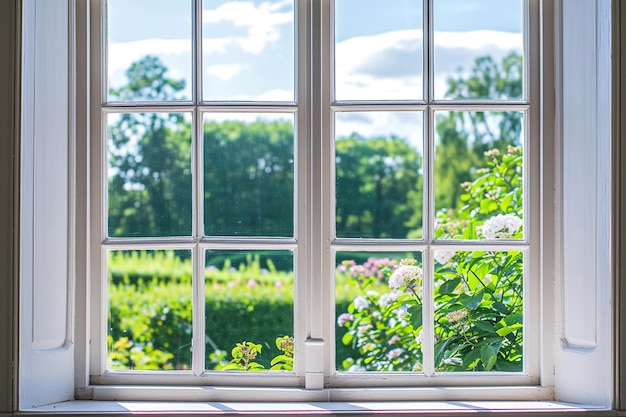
[107,53,523,241]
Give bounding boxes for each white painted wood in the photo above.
[616,0,626,410]
[19,0,75,408]
[560,0,599,350]
[554,0,614,407]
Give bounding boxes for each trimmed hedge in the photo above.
[108,251,359,370]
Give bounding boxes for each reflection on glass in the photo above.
[433,250,523,372]
[204,114,294,237]
[433,0,523,100]
[107,112,193,238]
[205,250,294,371]
[107,0,192,101]
[434,111,523,240]
[335,0,423,101]
[202,0,295,101]
[107,250,193,370]
[335,111,423,239]
[335,252,423,372]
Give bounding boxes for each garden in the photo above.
[108,144,524,373]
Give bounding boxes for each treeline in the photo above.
[108,52,523,242]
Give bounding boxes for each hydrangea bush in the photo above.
[337,146,524,372]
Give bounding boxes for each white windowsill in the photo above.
[16,400,611,417]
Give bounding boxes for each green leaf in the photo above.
[342,332,354,345]
[492,301,509,314]
[494,359,523,372]
[438,278,461,295]
[480,344,498,371]
[434,338,454,368]
[464,290,484,310]
[342,358,354,370]
[499,192,514,212]
[270,354,291,366]
[462,347,482,370]
[473,321,496,333]
[503,312,524,326]
[480,199,499,214]
[408,305,422,328]
[496,323,523,337]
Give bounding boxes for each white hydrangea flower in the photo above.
[481,214,523,239]
[353,296,370,311]
[378,291,399,307]
[389,265,423,290]
[434,250,455,265]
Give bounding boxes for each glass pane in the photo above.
[204,113,294,237]
[434,111,523,240]
[335,111,423,239]
[107,0,192,102]
[434,250,523,372]
[205,251,294,371]
[108,250,193,370]
[107,112,193,238]
[335,0,423,101]
[335,252,423,372]
[202,0,295,101]
[433,0,523,100]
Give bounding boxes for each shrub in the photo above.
[336,146,524,372]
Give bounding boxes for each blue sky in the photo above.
[106,0,523,147]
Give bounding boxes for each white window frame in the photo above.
[84,0,544,398]
[12,0,618,410]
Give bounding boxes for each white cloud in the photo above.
[253,88,294,102]
[202,0,293,54]
[108,38,191,76]
[335,111,423,152]
[206,64,243,80]
[335,29,522,101]
[335,29,423,101]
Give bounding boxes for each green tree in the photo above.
[204,119,295,237]
[108,55,192,237]
[335,134,422,239]
[434,52,523,213]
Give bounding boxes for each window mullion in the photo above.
[191,0,204,376]
[192,108,205,375]
[307,0,332,383]
[421,0,436,377]
[423,106,436,377]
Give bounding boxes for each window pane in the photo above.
[205,251,294,371]
[335,0,423,101]
[433,0,523,100]
[108,250,193,370]
[107,0,192,102]
[433,250,523,372]
[107,112,193,238]
[335,111,423,239]
[335,252,423,372]
[434,111,523,240]
[202,0,295,101]
[204,113,294,237]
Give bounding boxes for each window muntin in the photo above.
[96,0,538,387]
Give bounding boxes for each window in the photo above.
[16,0,616,409]
[89,0,542,393]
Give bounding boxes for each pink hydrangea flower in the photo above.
[337,313,354,327]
